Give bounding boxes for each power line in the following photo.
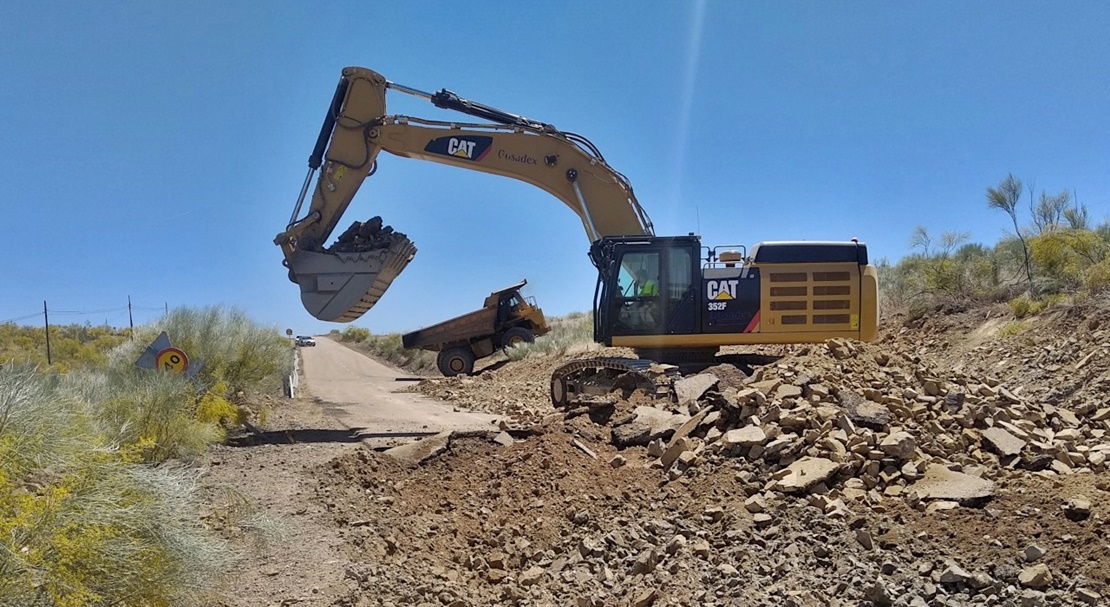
[0,312,42,324]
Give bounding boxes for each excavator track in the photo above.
[549,357,679,408]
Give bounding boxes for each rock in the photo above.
[1018,563,1052,588]
[925,500,959,514]
[674,373,719,405]
[840,391,892,430]
[1019,589,1046,607]
[1063,495,1091,521]
[1024,544,1046,562]
[879,431,917,460]
[632,588,659,607]
[631,549,657,575]
[752,513,773,527]
[609,455,626,468]
[384,431,451,467]
[776,384,803,400]
[633,406,689,438]
[863,580,894,606]
[981,426,1026,457]
[939,562,972,584]
[775,457,841,493]
[493,431,514,447]
[660,438,689,468]
[611,422,652,448]
[722,426,767,448]
[666,408,711,448]
[968,572,994,590]
[855,529,874,550]
[744,495,768,513]
[519,566,545,586]
[913,465,996,504]
[1022,454,1055,471]
[1076,588,1102,605]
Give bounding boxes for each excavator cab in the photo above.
[593,235,878,357]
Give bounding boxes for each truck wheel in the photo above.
[437,347,475,377]
[501,327,535,349]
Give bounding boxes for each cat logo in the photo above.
[447,138,476,158]
[707,279,739,300]
[424,135,493,162]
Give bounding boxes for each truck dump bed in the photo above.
[401,307,498,351]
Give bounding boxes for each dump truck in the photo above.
[401,280,550,376]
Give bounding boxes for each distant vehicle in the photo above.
[296,336,316,347]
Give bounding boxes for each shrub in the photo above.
[1083,257,1110,292]
[341,326,371,343]
[113,306,292,396]
[0,366,230,606]
[505,311,595,361]
[997,320,1030,337]
[1008,294,1043,319]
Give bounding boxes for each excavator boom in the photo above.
[276,67,652,322]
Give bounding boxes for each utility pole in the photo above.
[128,295,135,340]
[164,302,168,316]
[43,300,52,365]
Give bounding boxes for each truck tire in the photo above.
[500,327,535,349]
[437,347,475,377]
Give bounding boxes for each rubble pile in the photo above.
[328,216,409,253]
[616,337,1110,497]
[318,302,1110,606]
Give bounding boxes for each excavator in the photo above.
[275,66,879,406]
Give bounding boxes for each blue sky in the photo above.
[2,2,1108,335]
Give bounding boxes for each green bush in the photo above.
[340,326,371,342]
[80,306,294,463]
[1083,257,1110,292]
[0,366,230,607]
[1008,294,1042,318]
[505,311,594,361]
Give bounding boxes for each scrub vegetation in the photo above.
[880,173,1110,319]
[0,306,291,606]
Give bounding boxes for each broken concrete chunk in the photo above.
[384,431,451,467]
[611,422,652,448]
[1018,563,1052,589]
[674,373,719,405]
[912,465,996,504]
[774,457,841,494]
[633,406,689,439]
[981,426,1026,457]
[1063,495,1092,521]
[722,426,767,448]
[879,431,917,460]
[1024,544,1046,562]
[939,562,972,584]
[840,391,892,431]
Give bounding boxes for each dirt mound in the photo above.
[316,299,1110,605]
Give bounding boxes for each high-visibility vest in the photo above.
[640,280,658,296]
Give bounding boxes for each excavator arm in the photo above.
[275,66,653,322]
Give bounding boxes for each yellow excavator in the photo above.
[275,66,879,405]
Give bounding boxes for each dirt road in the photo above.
[300,336,502,447]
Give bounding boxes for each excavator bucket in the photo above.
[288,235,417,322]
